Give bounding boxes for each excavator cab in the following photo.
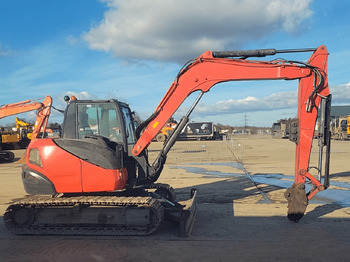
[59,99,152,187]
[22,98,166,195]
[62,99,135,147]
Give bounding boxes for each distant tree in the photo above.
[48,122,62,130]
[132,111,142,125]
[167,117,177,124]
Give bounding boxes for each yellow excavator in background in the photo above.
[16,117,34,140]
[0,117,34,150]
[0,96,52,162]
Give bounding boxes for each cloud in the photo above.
[66,35,79,46]
[53,91,96,112]
[179,82,350,119]
[83,0,313,63]
[331,82,350,104]
[0,43,16,57]
[192,91,298,117]
[63,91,94,101]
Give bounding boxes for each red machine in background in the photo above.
[0,96,52,162]
[4,46,331,236]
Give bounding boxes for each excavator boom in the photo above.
[133,46,328,155]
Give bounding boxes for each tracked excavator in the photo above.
[4,45,331,236]
[0,96,52,162]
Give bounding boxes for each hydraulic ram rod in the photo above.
[212,48,318,58]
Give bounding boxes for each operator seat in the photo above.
[78,112,93,138]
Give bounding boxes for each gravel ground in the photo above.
[0,135,349,262]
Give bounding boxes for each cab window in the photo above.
[121,106,136,144]
[77,103,123,143]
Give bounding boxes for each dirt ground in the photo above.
[0,135,349,262]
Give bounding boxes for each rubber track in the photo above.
[4,195,164,236]
[148,183,176,201]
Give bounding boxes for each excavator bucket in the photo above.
[285,183,308,222]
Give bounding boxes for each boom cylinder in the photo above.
[212,48,317,58]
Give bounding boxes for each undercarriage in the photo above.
[4,184,197,237]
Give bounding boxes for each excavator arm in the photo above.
[132,46,330,221]
[0,96,52,141]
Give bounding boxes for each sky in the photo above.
[0,0,350,127]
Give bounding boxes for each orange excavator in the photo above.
[4,46,331,236]
[0,96,52,162]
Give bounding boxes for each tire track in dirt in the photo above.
[227,144,272,203]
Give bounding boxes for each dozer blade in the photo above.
[165,188,198,237]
